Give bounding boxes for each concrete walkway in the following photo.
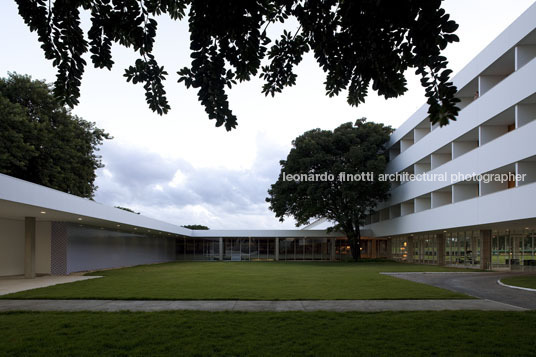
[0,298,526,312]
[383,272,536,310]
[0,275,102,295]
[0,271,533,312]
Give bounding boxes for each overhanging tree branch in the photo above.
[15,0,460,130]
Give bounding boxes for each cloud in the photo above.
[93,135,296,229]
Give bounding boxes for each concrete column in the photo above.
[512,236,520,260]
[24,217,36,278]
[471,236,478,264]
[219,238,223,261]
[437,233,446,266]
[416,238,421,262]
[406,236,414,263]
[386,239,392,259]
[480,230,492,270]
[275,238,279,261]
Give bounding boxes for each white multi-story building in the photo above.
[363,3,536,270]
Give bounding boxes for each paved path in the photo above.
[0,275,102,295]
[1,271,533,312]
[0,298,526,312]
[383,272,536,310]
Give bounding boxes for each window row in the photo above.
[175,237,386,261]
[389,34,536,161]
[391,101,536,189]
[390,229,536,268]
[367,157,536,224]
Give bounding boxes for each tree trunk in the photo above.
[347,227,362,261]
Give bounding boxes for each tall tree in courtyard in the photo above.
[0,73,111,198]
[15,0,459,130]
[267,119,392,260]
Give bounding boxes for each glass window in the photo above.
[176,238,185,260]
[267,239,275,260]
[295,238,304,259]
[287,238,296,260]
[250,238,258,261]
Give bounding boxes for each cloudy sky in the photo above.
[1,1,534,229]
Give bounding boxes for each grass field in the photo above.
[501,275,536,289]
[1,310,535,356]
[3,261,472,300]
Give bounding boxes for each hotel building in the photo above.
[363,3,536,270]
[0,4,535,277]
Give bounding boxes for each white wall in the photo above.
[517,161,536,186]
[431,191,452,208]
[516,103,536,127]
[414,128,429,142]
[380,208,390,221]
[36,221,51,274]
[401,201,414,216]
[0,218,24,276]
[400,139,414,153]
[390,204,401,218]
[452,141,478,159]
[414,162,430,175]
[479,75,506,95]
[452,183,479,203]
[431,153,451,170]
[515,45,536,70]
[0,219,52,276]
[414,196,431,213]
[66,225,176,273]
[480,180,508,196]
[480,125,508,146]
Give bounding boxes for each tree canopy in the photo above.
[16,0,459,130]
[115,206,141,214]
[182,225,209,230]
[266,118,392,260]
[0,73,110,198]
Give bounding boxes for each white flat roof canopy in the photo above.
[0,174,355,238]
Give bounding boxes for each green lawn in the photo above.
[1,311,535,356]
[501,275,536,289]
[3,261,473,300]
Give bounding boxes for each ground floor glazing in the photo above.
[176,237,388,261]
[390,229,536,269]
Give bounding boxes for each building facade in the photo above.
[0,173,355,276]
[2,5,536,277]
[363,3,536,270]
